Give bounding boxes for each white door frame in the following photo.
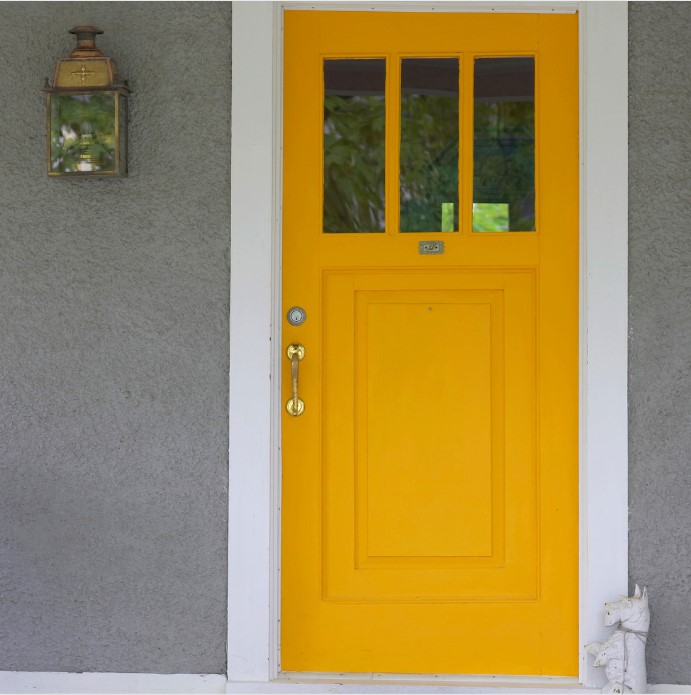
[228,1,628,689]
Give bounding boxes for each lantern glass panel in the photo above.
[50,92,117,174]
[118,93,128,176]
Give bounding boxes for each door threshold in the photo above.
[227,672,595,694]
[281,672,584,688]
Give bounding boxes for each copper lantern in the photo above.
[46,26,129,177]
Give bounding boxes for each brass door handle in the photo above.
[286,343,305,416]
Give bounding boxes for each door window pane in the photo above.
[324,59,386,233]
[473,57,535,232]
[400,58,459,233]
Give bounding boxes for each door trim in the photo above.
[228,1,628,688]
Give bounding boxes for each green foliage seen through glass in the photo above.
[473,58,535,231]
[323,95,386,232]
[400,58,459,232]
[472,203,509,232]
[323,59,386,233]
[50,93,116,173]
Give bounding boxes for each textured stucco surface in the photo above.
[629,2,691,686]
[0,2,230,673]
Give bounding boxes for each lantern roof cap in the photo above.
[68,26,105,58]
[48,25,128,92]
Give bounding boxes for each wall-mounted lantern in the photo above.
[46,26,129,177]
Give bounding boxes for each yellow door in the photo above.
[282,11,578,676]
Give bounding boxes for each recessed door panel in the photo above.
[363,294,493,559]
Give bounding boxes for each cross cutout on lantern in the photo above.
[71,64,96,84]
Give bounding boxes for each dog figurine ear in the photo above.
[642,586,648,599]
[634,584,641,598]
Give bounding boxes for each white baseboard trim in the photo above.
[0,672,687,695]
[0,672,226,694]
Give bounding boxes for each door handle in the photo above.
[286,343,305,416]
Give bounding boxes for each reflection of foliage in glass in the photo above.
[474,100,534,231]
[324,95,385,232]
[400,93,458,232]
[472,202,509,232]
[50,93,116,173]
[441,202,455,232]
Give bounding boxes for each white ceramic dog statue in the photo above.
[586,585,650,694]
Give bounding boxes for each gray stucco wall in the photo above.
[0,2,230,673]
[629,2,691,686]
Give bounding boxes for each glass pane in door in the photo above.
[324,59,386,233]
[473,57,535,232]
[400,58,459,233]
